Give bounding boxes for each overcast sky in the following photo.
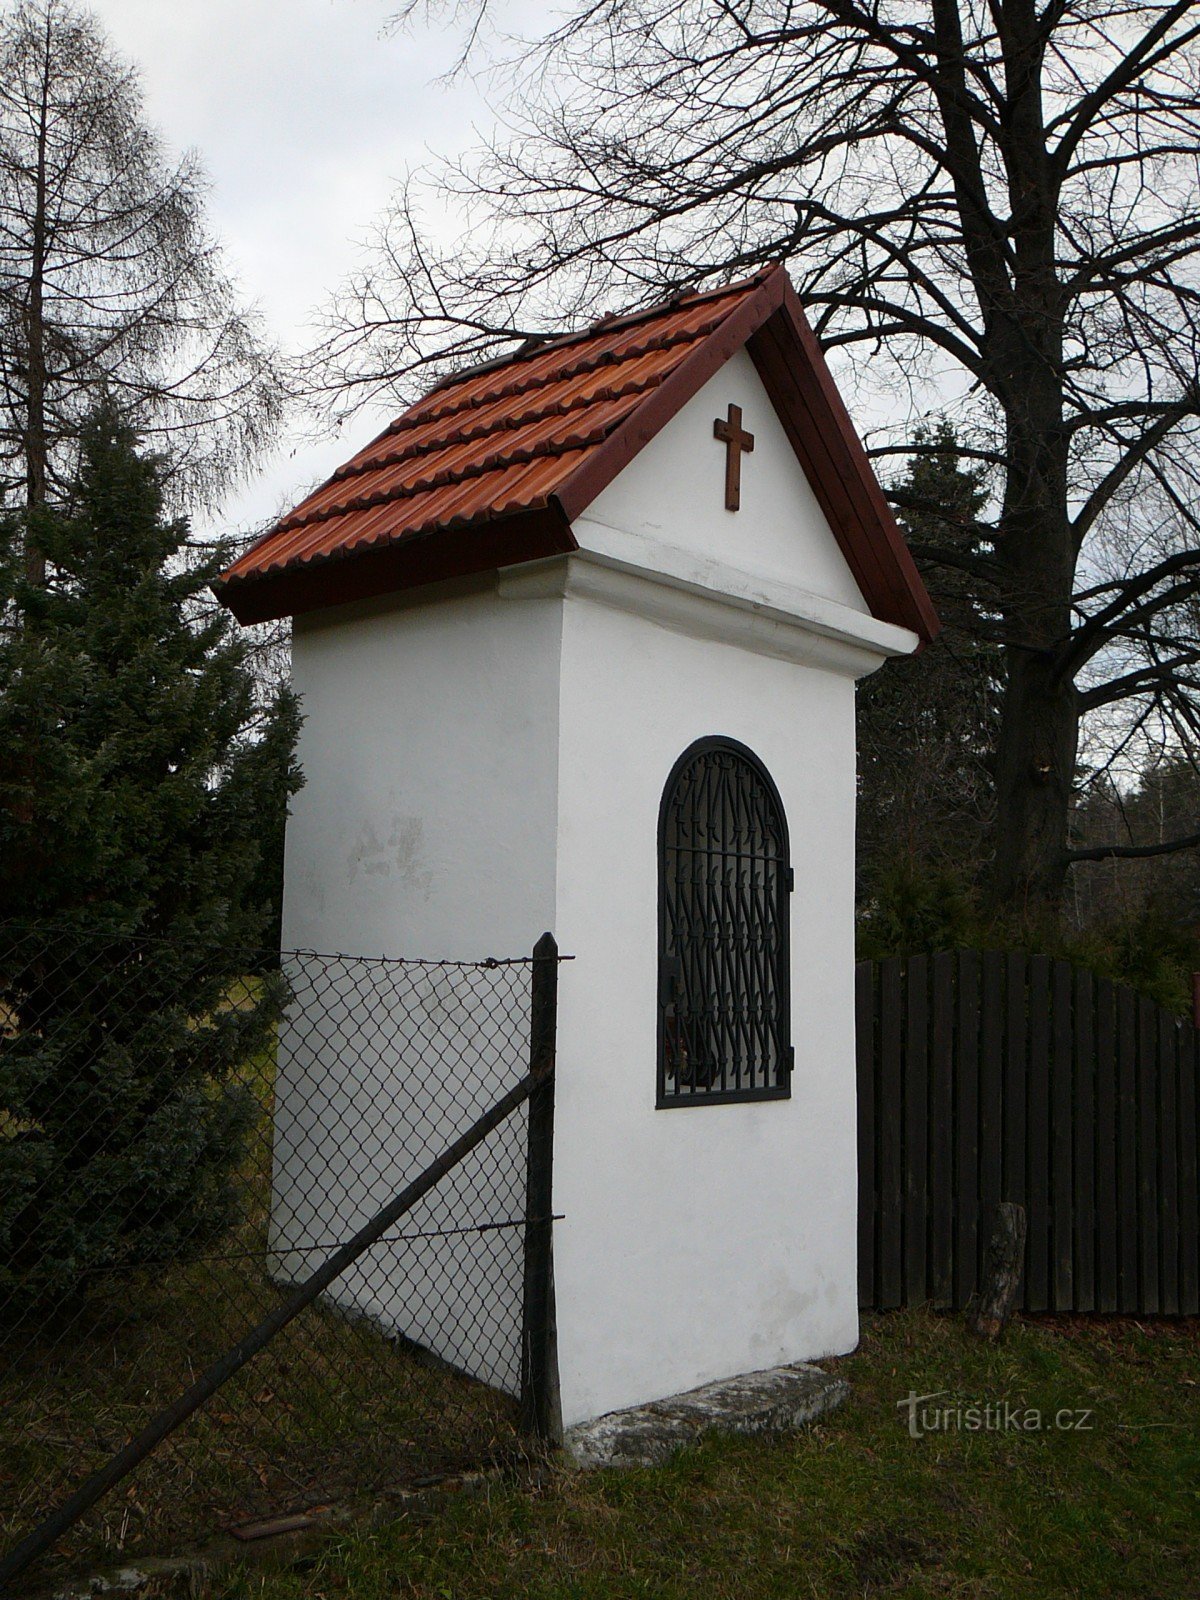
[89,0,502,541]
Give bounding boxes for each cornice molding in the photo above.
[497,535,918,679]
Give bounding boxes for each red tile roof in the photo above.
[215,266,938,642]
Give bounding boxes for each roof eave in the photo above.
[212,502,577,626]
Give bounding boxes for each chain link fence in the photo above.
[0,922,553,1585]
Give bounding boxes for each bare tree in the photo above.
[1071,753,1200,928]
[0,0,286,577]
[305,0,1200,917]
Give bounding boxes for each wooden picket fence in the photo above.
[856,951,1200,1315]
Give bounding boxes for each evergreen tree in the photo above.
[857,425,998,903]
[0,406,301,1309]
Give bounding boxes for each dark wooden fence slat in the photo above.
[978,952,1005,1269]
[1158,1010,1180,1315]
[1117,986,1139,1311]
[1093,978,1118,1313]
[1179,1025,1199,1316]
[904,955,930,1304]
[856,951,1194,1319]
[878,958,904,1310]
[929,951,956,1308]
[1073,969,1096,1312]
[955,952,981,1307]
[1137,995,1160,1314]
[1052,959,1075,1312]
[1003,952,1028,1212]
[1026,955,1052,1312]
[856,961,877,1311]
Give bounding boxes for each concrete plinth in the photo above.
[564,1362,849,1469]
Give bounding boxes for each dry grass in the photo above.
[0,1021,523,1585]
[0,1253,520,1581]
[209,1309,1200,1600]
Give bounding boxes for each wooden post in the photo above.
[968,1202,1027,1342]
[519,931,562,1444]
[1192,972,1200,1032]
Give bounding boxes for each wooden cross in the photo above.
[713,403,754,511]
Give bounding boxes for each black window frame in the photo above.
[656,735,793,1108]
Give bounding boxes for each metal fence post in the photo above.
[519,931,562,1444]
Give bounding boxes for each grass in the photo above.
[0,1248,520,1581]
[204,1309,1200,1600]
[0,1013,523,1584]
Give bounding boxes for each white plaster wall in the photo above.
[269,580,563,1391]
[578,347,869,614]
[269,336,905,1416]
[280,578,562,960]
[550,588,862,1427]
[541,339,879,1425]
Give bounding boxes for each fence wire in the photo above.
[0,922,543,1581]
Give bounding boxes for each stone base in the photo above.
[564,1362,849,1469]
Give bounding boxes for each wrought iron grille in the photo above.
[657,738,793,1105]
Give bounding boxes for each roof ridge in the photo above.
[581,263,779,336]
[423,268,774,399]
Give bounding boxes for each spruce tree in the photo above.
[857,425,999,907]
[0,406,301,1310]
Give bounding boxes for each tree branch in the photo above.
[1067,831,1200,864]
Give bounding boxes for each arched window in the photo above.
[658,738,793,1106]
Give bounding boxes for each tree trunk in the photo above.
[24,264,47,584]
[989,630,1079,916]
[979,0,1081,921]
[984,334,1075,919]
[22,29,50,587]
[968,1202,1027,1341]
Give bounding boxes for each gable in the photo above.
[579,348,869,615]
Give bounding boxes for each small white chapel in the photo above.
[216,263,938,1433]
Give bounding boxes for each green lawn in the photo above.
[210,1309,1200,1600]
